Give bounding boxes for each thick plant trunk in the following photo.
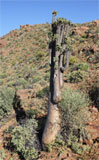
[53,25,62,103]
[65,50,70,68]
[53,51,61,103]
[42,24,61,147]
[62,50,70,71]
[42,100,61,146]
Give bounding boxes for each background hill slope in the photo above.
[0,20,99,160]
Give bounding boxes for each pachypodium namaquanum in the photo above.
[42,11,72,149]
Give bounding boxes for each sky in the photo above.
[0,0,99,37]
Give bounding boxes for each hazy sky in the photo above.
[0,0,99,37]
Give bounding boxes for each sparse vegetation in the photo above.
[0,17,98,160]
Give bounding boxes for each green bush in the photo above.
[44,72,50,82]
[0,73,8,79]
[9,50,14,55]
[69,56,78,65]
[76,63,89,71]
[11,117,40,160]
[36,51,46,61]
[26,108,38,118]
[7,78,28,89]
[82,34,87,38]
[79,38,84,43]
[37,86,49,98]
[32,75,42,84]
[0,149,6,160]
[16,78,28,88]
[0,87,15,120]
[70,63,89,72]
[59,88,90,144]
[67,62,89,83]
[41,44,46,49]
[71,142,89,154]
[0,79,3,85]
[66,70,86,83]
[87,53,99,63]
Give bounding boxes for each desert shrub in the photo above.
[0,73,8,79]
[82,34,87,38]
[0,149,6,160]
[18,78,28,88]
[9,50,14,55]
[0,87,15,120]
[7,80,16,87]
[66,70,86,83]
[59,88,90,144]
[71,141,89,154]
[32,75,42,84]
[69,56,78,65]
[70,63,89,72]
[37,86,49,98]
[13,78,28,89]
[26,108,38,118]
[76,63,89,71]
[41,44,46,49]
[39,79,47,86]
[24,68,43,85]
[79,37,84,43]
[11,117,40,160]
[0,79,3,85]
[87,53,99,63]
[46,135,65,152]
[44,72,50,82]
[36,51,46,61]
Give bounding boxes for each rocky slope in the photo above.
[0,20,99,160]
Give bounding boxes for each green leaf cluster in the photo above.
[52,10,58,16]
[56,17,72,25]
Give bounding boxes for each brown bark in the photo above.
[60,24,64,43]
[53,25,61,103]
[53,66,61,103]
[65,25,70,38]
[42,100,61,146]
[60,50,70,72]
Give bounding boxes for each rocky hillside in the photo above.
[0,20,99,160]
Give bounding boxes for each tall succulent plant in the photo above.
[42,11,72,148]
